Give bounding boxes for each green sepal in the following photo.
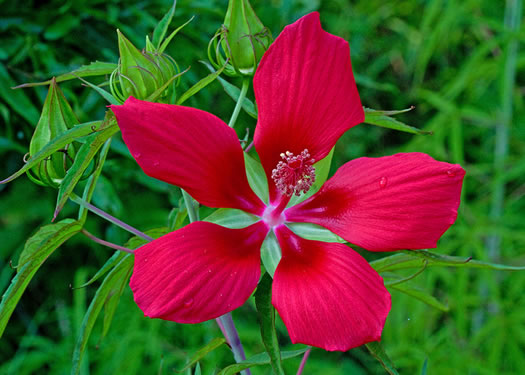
[364,107,432,135]
[254,273,285,375]
[204,208,259,229]
[244,153,268,204]
[260,231,281,278]
[0,219,82,338]
[288,147,334,207]
[152,0,177,49]
[287,222,346,243]
[28,78,79,187]
[217,347,309,375]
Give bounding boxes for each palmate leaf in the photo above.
[0,219,82,338]
[254,273,285,375]
[217,348,309,375]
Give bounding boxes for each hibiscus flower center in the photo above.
[271,149,316,197]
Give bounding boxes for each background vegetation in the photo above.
[1,0,524,373]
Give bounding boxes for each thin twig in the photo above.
[81,229,133,253]
[70,193,153,241]
[296,349,311,375]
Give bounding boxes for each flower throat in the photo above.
[271,149,316,197]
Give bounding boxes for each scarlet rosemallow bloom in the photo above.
[111,12,465,351]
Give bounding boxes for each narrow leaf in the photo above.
[0,219,82,338]
[204,208,259,229]
[152,0,177,49]
[217,348,309,375]
[254,273,285,375]
[390,283,449,312]
[365,342,399,375]
[71,255,134,375]
[364,107,431,135]
[54,118,119,219]
[75,75,119,105]
[370,250,525,273]
[0,121,103,184]
[177,338,227,372]
[176,62,227,105]
[201,61,257,118]
[74,251,126,289]
[14,62,118,89]
[0,64,40,123]
[159,16,195,55]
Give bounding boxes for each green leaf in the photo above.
[152,0,177,49]
[1,120,103,185]
[217,348,309,375]
[158,16,195,54]
[204,208,259,229]
[74,251,126,289]
[390,283,449,312]
[288,147,334,207]
[177,338,227,372]
[13,61,118,89]
[254,273,285,375]
[176,62,227,105]
[244,153,268,204]
[260,232,281,278]
[145,66,189,102]
[364,107,431,135]
[370,250,525,273]
[287,222,345,243]
[201,61,257,118]
[71,254,134,375]
[0,64,40,124]
[0,219,82,338]
[54,117,119,219]
[78,136,112,223]
[365,342,399,375]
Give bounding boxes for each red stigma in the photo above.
[271,149,316,197]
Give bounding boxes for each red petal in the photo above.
[273,226,390,351]
[253,12,364,202]
[130,221,267,323]
[286,153,465,251]
[111,97,265,215]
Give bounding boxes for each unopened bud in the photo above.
[27,78,77,188]
[111,30,180,103]
[210,0,272,76]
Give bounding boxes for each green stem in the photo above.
[228,78,250,128]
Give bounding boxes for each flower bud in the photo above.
[111,30,179,103]
[211,0,272,76]
[27,78,77,188]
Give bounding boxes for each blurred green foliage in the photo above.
[1,0,524,374]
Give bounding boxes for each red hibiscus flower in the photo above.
[111,12,465,351]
